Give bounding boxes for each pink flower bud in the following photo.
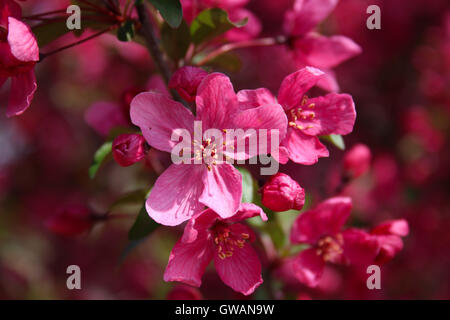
[112,133,146,167]
[168,66,208,102]
[343,143,371,178]
[45,204,93,236]
[261,173,305,212]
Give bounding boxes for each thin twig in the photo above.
[196,36,287,66]
[135,2,183,103]
[39,26,116,61]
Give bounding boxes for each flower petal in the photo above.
[130,92,195,153]
[237,88,277,110]
[278,67,324,111]
[0,0,21,26]
[283,0,338,36]
[373,235,404,265]
[227,103,287,160]
[214,228,263,295]
[146,164,206,226]
[7,17,39,62]
[199,163,242,219]
[281,128,329,165]
[290,197,352,244]
[164,231,214,287]
[297,93,356,136]
[292,248,325,288]
[7,69,36,117]
[342,229,380,266]
[293,35,362,69]
[225,203,268,223]
[371,219,409,237]
[195,73,239,129]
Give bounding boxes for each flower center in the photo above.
[316,234,343,262]
[212,223,250,260]
[287,95,316,131]
[192,138,219,171]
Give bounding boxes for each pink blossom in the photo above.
[164,203,267,295]
[84,101,129,137]
[343,143,371,178]
[238,67,356,165]
[169,66,208,102]
[290,197,379,287]
[112,133,147,167]
[130,72,287,226]
[45,204,93,236]
[283,0,361,91]
[0,4,39,117]
[371,219,409,265]
[260,172,305,212]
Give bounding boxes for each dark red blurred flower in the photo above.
[45,204,93,236]
[371,219,409,265]
[168,66,208,102]
[261,173,305,212]
[112,133,146,167]
[343,143,371,178]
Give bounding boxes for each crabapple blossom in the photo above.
[168,66,208,102]
[343,143,371,178]
[164,203,267,295]
[112,133,147,167]
[0,2,38,117]
[130,72,287,226]
[290,197,379,287]
[238,67,356,165]
[260,172,305,212]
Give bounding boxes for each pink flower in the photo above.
[164,203,267,295]
[371,219,409,265]
[85,101,130,137]
[112,133,147,167]
[260,173,305,212]
[283,0,361,91]
[0,3,39,117]
[343,143,371,178]
[238,67,356,165]
[45,204,93,236]
[168,66,208,102]
[130,72,287,226]
[290,197,379,287]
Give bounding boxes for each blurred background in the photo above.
[0,0,449,299]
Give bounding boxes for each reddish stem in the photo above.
[196,36,287,66]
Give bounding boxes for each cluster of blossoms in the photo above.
[0,0,413,298]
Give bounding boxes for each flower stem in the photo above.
[135,2,183,102]
[196,36,287,66]
[39,26,116,61]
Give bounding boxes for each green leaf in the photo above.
[89,141,112,179]
[237,167,254,203]
[128,205,159,241]
[203,52,242,73]
[117,20,135,42]
[190,8,248,45]
[320,134,345,150]
[147,0,182,28]
[161,20,191,62]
